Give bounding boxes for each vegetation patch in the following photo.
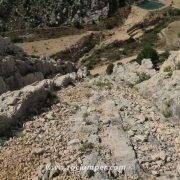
[52,33,103,62]
[159,51,170,65]
[176,62,180,70]
[96,81,112,90]
[106,63,114,75]
[136,45,159,67]
[163,109,172,119]
[136,72,151,84]
[178,32,180,38]
[163,65,173,76]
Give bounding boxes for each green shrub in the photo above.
[73,21,83,29]
[163,110,172,118]
[178,33,180,38]
[106,63,114,75]
[163,103,172,118]
[177,62,180,70]
[163,65,173,76]
[159,51,170,63]
[30,54,40,59]
[96,81,112,90]
[168,8,180,16]
[11,36,24,43]
[136,45,159,66]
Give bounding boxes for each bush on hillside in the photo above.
[136,45,159,67]
[73,21,84,29]
[106,63,114,75]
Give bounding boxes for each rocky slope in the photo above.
[0,51,179,179]
[0,2,179,179]
[136,50,180,123]
[0,0,129,31]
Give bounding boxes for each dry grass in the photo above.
[16,32,92,57]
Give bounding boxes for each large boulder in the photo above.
[23,72,44,86]
[113,59,156,86]
[0,80,53,134]
[0,70,88,134]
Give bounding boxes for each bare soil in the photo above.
[16,32,92,57]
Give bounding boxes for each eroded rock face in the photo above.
[0,80,53,134]
[0,57,76,94]
[136,70,180,120]
[0,36,76,95]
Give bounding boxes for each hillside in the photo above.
[0,0,180,180]
[0,0,128,31]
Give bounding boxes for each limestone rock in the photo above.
[0,36,77,95]
[113,59,156,86]
[160,50,180,72]
[0,80,53,134]
[77,67,90,78]
[53,74,72,88]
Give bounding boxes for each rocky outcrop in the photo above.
[108,52,180,121]
[0,80,53,134]
[0,36,76,95]
[0,0,129,30]
[0,56,76,94]
[0,69,88,134]
[160,50,180,72]
[0,56,179,179]
[136,50,180,121]
[112,58,157,86]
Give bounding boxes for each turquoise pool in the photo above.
[137,0,165,10]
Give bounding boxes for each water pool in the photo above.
[137,0,165,10]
